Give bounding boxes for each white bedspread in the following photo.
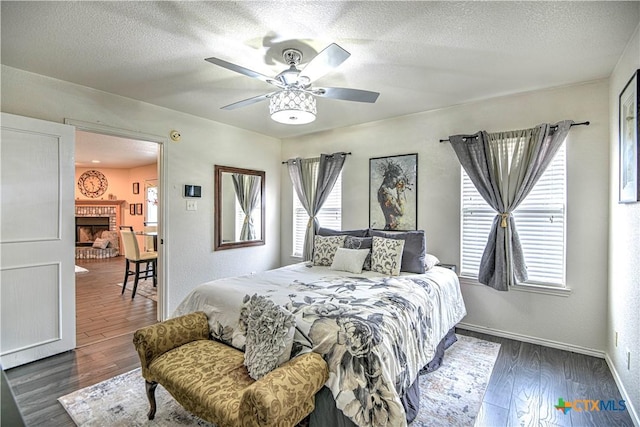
[173,262,466,427]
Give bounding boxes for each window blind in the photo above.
[461,143,566,286]
[293,172,342,257]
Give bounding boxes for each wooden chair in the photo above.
[119,228,157,298]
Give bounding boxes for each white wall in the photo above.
[281,80,610,354]
[1,65,282,315]
[608,21,640,423]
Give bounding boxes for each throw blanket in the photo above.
[173,263,466,427]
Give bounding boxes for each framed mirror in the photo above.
[214,165,265,250]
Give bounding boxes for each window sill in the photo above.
[459,276,572,297]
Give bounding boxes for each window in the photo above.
[461,143,566,286]
[145,183,158,225]
[292,172,342,257]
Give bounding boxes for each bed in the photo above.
[173,254,467,427]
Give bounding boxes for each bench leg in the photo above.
[145,380,158,420]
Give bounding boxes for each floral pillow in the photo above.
[371,236,405,276]
[239,294,295,380]
[313,235,346,266]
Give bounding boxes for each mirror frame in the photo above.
[214,165,266,250]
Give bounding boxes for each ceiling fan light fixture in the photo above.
[269,90,316,125]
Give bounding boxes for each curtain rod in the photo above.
[282,152,352,164]
[439,121,590,143]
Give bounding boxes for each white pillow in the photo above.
[424,253,441,271]
[330,248,370,274]
[313,235,346,266]
[371,236,405,276]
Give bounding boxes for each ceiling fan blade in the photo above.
[221,92,276,110]
[314,87,380,103]
[299,43,350,83]
[205,57,284,88]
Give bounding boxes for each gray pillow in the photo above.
[370,229,426,274]
[318,227,370,237]
[239,294,295,380]
[343,236,372,270]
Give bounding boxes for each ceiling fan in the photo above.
[205,43,380,124]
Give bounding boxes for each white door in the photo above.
[1,112,76,369]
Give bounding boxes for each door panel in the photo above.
[1,113,75,369]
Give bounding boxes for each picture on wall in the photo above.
[133,182,140,194]
[619,69,640,203]
[136,203,143,216]
[369,153,418,230]
[130,204,136,215]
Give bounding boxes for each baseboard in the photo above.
[605,354,640,427]
[456,322,605,358]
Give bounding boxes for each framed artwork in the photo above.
[619,69,640,203]
[129,204,136,215]
[136,203,143,215]
[132,182,140,194]
[369,153,418,230]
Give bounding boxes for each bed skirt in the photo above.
[309,328,458,427]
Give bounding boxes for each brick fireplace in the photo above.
[75,200,126,257]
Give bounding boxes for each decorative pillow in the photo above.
[313,235,346,266]
[330,248,370,274]
[317,227,370,237]
[343,236,373,270]
[425,253,441,271]
[239,294,295,380]
[371,236,405,276]
[92,237,109,249]
[371,230,426,273]
[100,230,120,250]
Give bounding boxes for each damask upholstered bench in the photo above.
[133,311,329,427]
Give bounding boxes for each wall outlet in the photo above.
[186,200,197,211]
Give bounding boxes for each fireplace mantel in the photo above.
[75,200,127,206]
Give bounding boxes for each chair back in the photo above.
[143,225,157,252]
[120,229,142,261]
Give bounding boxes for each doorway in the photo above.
[71,122,166,347]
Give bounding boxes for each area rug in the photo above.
[116,279,157,302]
[75,265,89,274]
[58,334,499,426]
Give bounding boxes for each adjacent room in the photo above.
[1,2,638,426]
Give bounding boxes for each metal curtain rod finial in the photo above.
[439,121,590,143]
[282,152,352,164]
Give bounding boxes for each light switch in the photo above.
[186,200,197,211]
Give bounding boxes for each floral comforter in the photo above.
[173,262,466,427]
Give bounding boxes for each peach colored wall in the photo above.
[75,164,157,247]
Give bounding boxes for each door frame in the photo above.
[65,119,169,321]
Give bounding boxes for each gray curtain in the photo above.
[231,173,261,240]
[287,152,347,261]
[449,120,573,291]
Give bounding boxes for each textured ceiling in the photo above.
[2,1,639,144]
[75,131,158,169]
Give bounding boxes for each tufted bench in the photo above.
[133,311,329,427]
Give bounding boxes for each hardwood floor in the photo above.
[461,329,634,427]
[3,287,634,426]
[75,256,157,347]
